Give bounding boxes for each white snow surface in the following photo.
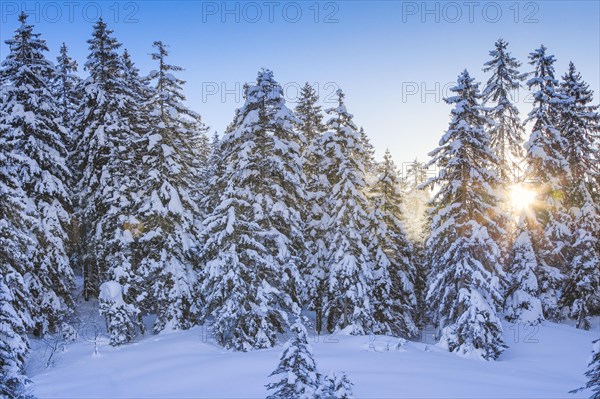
[28,317,599,398]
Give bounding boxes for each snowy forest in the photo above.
[1,11,599,399]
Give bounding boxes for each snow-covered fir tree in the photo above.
[404,158,431,329]
[295,83,324,157]
[403,159,431,247]
[557,62,600,329]
[138,40,208,332]
[98,280,141,346]
[319,371,355,399]
[252,71,307,305]
[321,89,376,334]
[265,315,320,399]
[0,126,34,398]
[482,38,526,183]
[404,161,431,243]
[52,42,83,272]
[405,159,428,191]
[504,215,544,324]
[0,277,32,399]
[523,45,570,319]
[0,82,34,395]
[481,38,526,272]
[100,48,153,343]
[367,149,418,337]
[74,17,120,298]
[198,69,304,350]
[74,19,147,343]
[579,339,600,399]
[188,126,211,207]
[199,131,222,215]
[52,42,81,140]
[358,127,378,183]
[0,12,74,336]
[424,70,507,360]
[294,83,329,331]
[265,313,357,399]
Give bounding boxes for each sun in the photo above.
[509,184,537,212]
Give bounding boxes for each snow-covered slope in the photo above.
[28,318,598,398]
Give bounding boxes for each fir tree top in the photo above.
[56,42,78,73]
[559,62,599,181]
[481,38,525,182]
[482,38,525,103]
[524,45,569,188]
[326,89,358,133]
[295,82,326,146]
[150,41,188,107]
[431,70,491,158]
[425,68,504,257]
[2,12,54,85]
[525,45,564,128]
[84,18,123,91]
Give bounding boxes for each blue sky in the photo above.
[1,1,598,170]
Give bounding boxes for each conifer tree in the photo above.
[255,71,306,305]
[137,41,207,332]
[405,159,428,191]
[0,12,74,335]
[53,42,83,273]
[294,83,328,330]
[524,45,570,319]
[504,216,544,324]
[53,42,81,138]
[581,339,600,399]
[403,160,431,248]
[74,19,146,343]
[199,70,304,350]
[199,132,222,216]
[424,70,507,360]
[482,38,526,183]
[319,371,355,399]
[367,149,417,337]
[102,48,154,336]
[321,89,375,334]
[403,158,431,328]
[482,38,526,273]
[99,280,141,346]
[74,18,121,299]
[0,278,32,399]
[295,83,325,156]
[0,55,33,396]
[359,127,377,182]
[265,316,321,399]
[0,141,34,399]
[558,63,600,329]
[189,127,211,208]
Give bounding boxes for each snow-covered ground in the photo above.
[27,313,598,398]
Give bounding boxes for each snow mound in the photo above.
[99,281,125,305]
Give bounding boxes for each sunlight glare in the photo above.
[509,184,537,212]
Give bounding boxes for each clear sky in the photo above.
[1,0,599,172]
